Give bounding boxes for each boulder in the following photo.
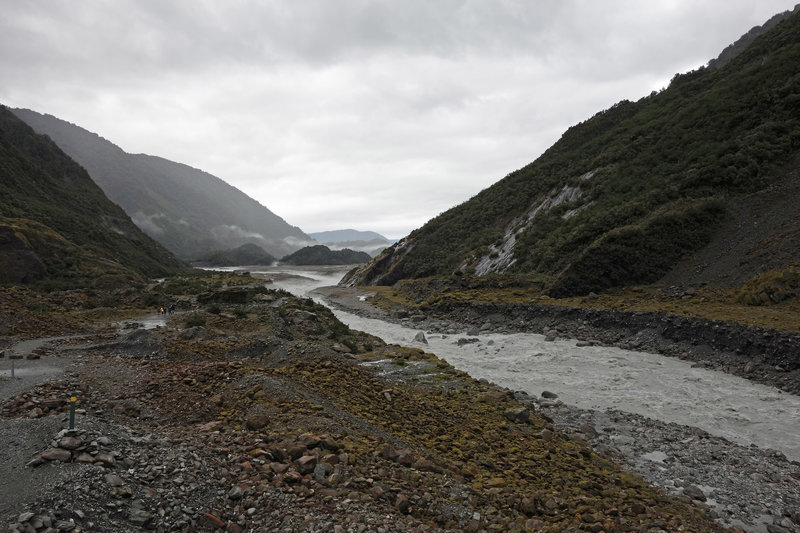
[296,455,317,475]
[245,413,269,430]
[504,407,530,424]
[41,448,72,462]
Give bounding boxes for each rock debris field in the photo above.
[0,284,797,533]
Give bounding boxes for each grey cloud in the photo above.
[2,0,796,242]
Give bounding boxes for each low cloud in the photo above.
[282,236,319,249]
[131,211,167,235]
[210,224,267,244]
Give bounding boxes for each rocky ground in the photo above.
[315,285,800,533]
[0,279,796,532]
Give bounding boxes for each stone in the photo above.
[227,485,244,500]
[504,407,530,424]
[58,436,82,450]
[245,413,269,430]
[74,452,95,463]
[313,463,331,481]
[41,398,63,410]
[270,462,289,474]
[18,512,35,523]
[630,502,646,515]
[115,485,134,498]
[485,477,505,488]
[519,496,539,516]
[55,519,75,530]
[579,423,599,439]
[26,456,45,467]
[395,449,414,467]
[296,455,317,475]
[201,513,225,529]
[128,509,153,527]
[540,429,554,442]
[284,470,303,484]
[105,473,125,487]
[299,433,321,449]
[683,485,706,502]
[41,448,72,462]
[94,453,115,467]
[395,494,410,514]
[287,445,307,461]
[541,390,558,399]
[413,332,428,344]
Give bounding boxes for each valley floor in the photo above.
[0,279,797,532]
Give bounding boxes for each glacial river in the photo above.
[231,266,800,462]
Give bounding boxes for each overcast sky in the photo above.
[1,1,796,239]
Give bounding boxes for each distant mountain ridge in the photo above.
[309,229,395,257]
[708,4,799,69]
[343,10,800,296]
[11,109,311,260]
[309,229,390,243]
[0,105,185,287]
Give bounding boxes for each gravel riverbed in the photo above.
[313,285,800,533]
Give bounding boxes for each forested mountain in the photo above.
[343,10,800,297]
[0,106,186,287]
[281,245,371,266]
[193,243,275,267]
[11,109,311,260]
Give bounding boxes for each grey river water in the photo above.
[232,266,800,462]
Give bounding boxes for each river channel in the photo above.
[230,265,800,462]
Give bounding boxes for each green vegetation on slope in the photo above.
[347,12,800,296]
[0,105,186,288]
[12,108,311,260]
[281,245,372,266]
[193,243,276,267]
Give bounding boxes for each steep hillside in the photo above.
[11,109,311,260]
[0,105,186,288]
[281,245,371,266]
[344,11,800,296]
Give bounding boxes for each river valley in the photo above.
[234,265,800,533]
[249,266,800,463]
